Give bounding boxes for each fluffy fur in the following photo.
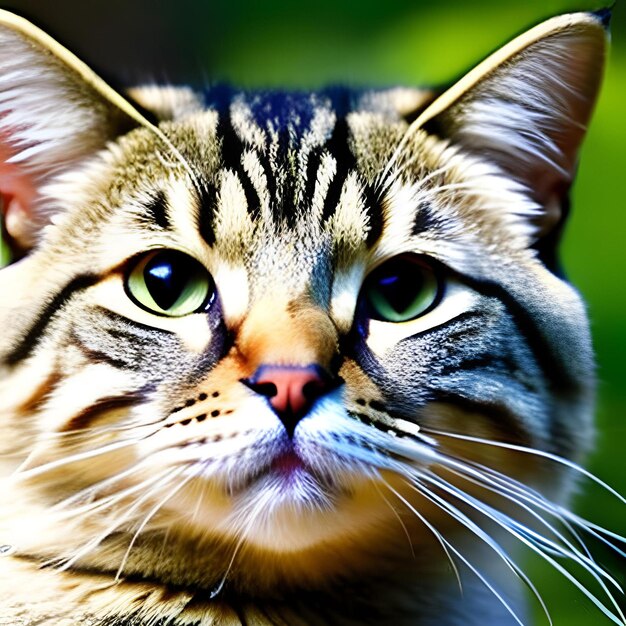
[0,9,623,626]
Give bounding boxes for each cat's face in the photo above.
[0,7,614,609]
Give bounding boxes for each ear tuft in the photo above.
[0,10,146,253]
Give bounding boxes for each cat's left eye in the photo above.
[126,250,214,317]
[362,255,442,323]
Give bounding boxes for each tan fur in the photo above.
[0,9,617,626]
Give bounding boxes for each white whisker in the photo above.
[415,469,625,625]
[115,469,196,581]
[52,466,185,572]
[380,479,462,593]
[423,429,626,505]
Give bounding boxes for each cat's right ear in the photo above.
[0,10,150,254]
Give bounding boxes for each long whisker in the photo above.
[386,477,531,626]
[115,469,197,581]
[422,429,626,505]
[438,462,619,589]
[51,466,185,572]
[208,483,273,599]
[371,478,417,560]
[51,468,173,521]
[379,479,461,593]
[49,460,154,512]
[12,431,157,481]
[414,469,625,625]
[45,416,166,442]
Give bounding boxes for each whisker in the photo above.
[12,433,155,481]
[371,478,417,560]
[51,468,173,521]
[388,477,531,626]
[115,469,196,581]
[52,466,185,572]
[438,462,619,589]
[46,416,164,442]
[422,429,626,505]
[379,479,462,593]
[414,470,625,625]
[209,484,274,599]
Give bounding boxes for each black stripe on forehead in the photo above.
[145,189,170,230]
[216,110,262,221]
[197,182,219,247]
[200,86,387,242]
[322,118,355,222]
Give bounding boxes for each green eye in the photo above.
[363,255,441,323]
[126,250,214,317]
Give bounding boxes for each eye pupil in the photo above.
[376,270,422,315]
[144,254,186,311]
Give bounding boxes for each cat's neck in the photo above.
[0,545,527,626]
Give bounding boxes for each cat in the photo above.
[0,7,623,625]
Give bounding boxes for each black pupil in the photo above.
[373,261,425,314]
[144,252,196,311]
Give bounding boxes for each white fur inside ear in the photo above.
[0,12,136,248]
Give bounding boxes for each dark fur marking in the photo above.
[62,393,144,433]
[5,274,98,366]
[216,111,261,221]
[363,184,384,247]
[197,183,219,247]
[321,119,354,222]
[303,146,323,208]
[458,275,577,390]
[145,189,170,230]
[411,201,443,236]
[72,333,138,371]
[368,400,387,413]
[18,368,62,414]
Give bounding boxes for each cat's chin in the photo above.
[168,465,395,553]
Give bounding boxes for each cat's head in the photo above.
[0,9,608,595]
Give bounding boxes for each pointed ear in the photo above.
[413,11,608,237]
[0,10,155,253]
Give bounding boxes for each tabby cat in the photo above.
[0,8,623,626]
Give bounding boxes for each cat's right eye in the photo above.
[125,250,214,317]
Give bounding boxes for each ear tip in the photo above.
[591,7,613,30]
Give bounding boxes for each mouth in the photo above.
[270,449,307,477]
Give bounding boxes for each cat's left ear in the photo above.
[0,10,152,253]
[412,11,609,239]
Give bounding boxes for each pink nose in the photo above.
[244,365,331,435]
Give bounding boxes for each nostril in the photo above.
[302,378,326,401]
[242,380,278,398]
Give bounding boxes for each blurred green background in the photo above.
[0,0,624,623]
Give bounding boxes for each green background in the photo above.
[1,1,624,623]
